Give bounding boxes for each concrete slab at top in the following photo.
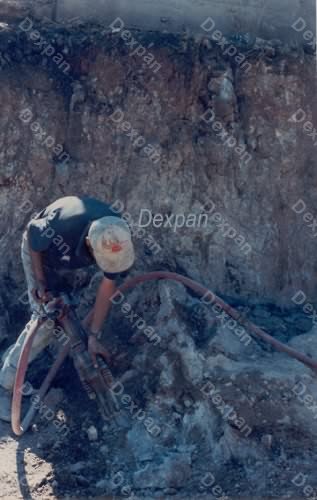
[54,0,316,42]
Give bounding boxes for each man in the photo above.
[0,195,135,422]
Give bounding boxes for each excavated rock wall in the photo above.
[0,19,317,499]
[0,20,316,344]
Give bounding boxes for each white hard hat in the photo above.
[88,216,135,274]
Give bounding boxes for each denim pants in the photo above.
[0,232,73,392]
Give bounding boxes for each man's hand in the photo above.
[88,335,111,369]
[31,284,54,304]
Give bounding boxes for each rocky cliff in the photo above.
[0,21,316,313]
[0,16,317,500]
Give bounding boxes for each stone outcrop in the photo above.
[0,21,315,327]
[0,19,316,497]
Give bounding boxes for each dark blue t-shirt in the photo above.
[27,196,121,279]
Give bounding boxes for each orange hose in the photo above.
[117,272,317,373]
[11,317,44,436]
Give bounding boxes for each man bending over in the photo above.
[0,195,135,422]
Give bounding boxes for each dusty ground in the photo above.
[0,419,55,499]
[0,411,312,500]
[0,365,129,500]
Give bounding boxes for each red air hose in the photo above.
[118,272,317,372]
[11,317,70,436]
[11,272,317,436]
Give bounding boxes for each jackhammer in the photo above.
[12,293,118,436]
[58,304,118,421]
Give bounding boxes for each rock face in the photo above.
[0,22,317,498]
[0,21,315,324]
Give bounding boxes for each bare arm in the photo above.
[27,232,50,299]
[29,247,47,289]
[88,277,117,335]
[82,309,94,329]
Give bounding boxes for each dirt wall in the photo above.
[0,21,316,336]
